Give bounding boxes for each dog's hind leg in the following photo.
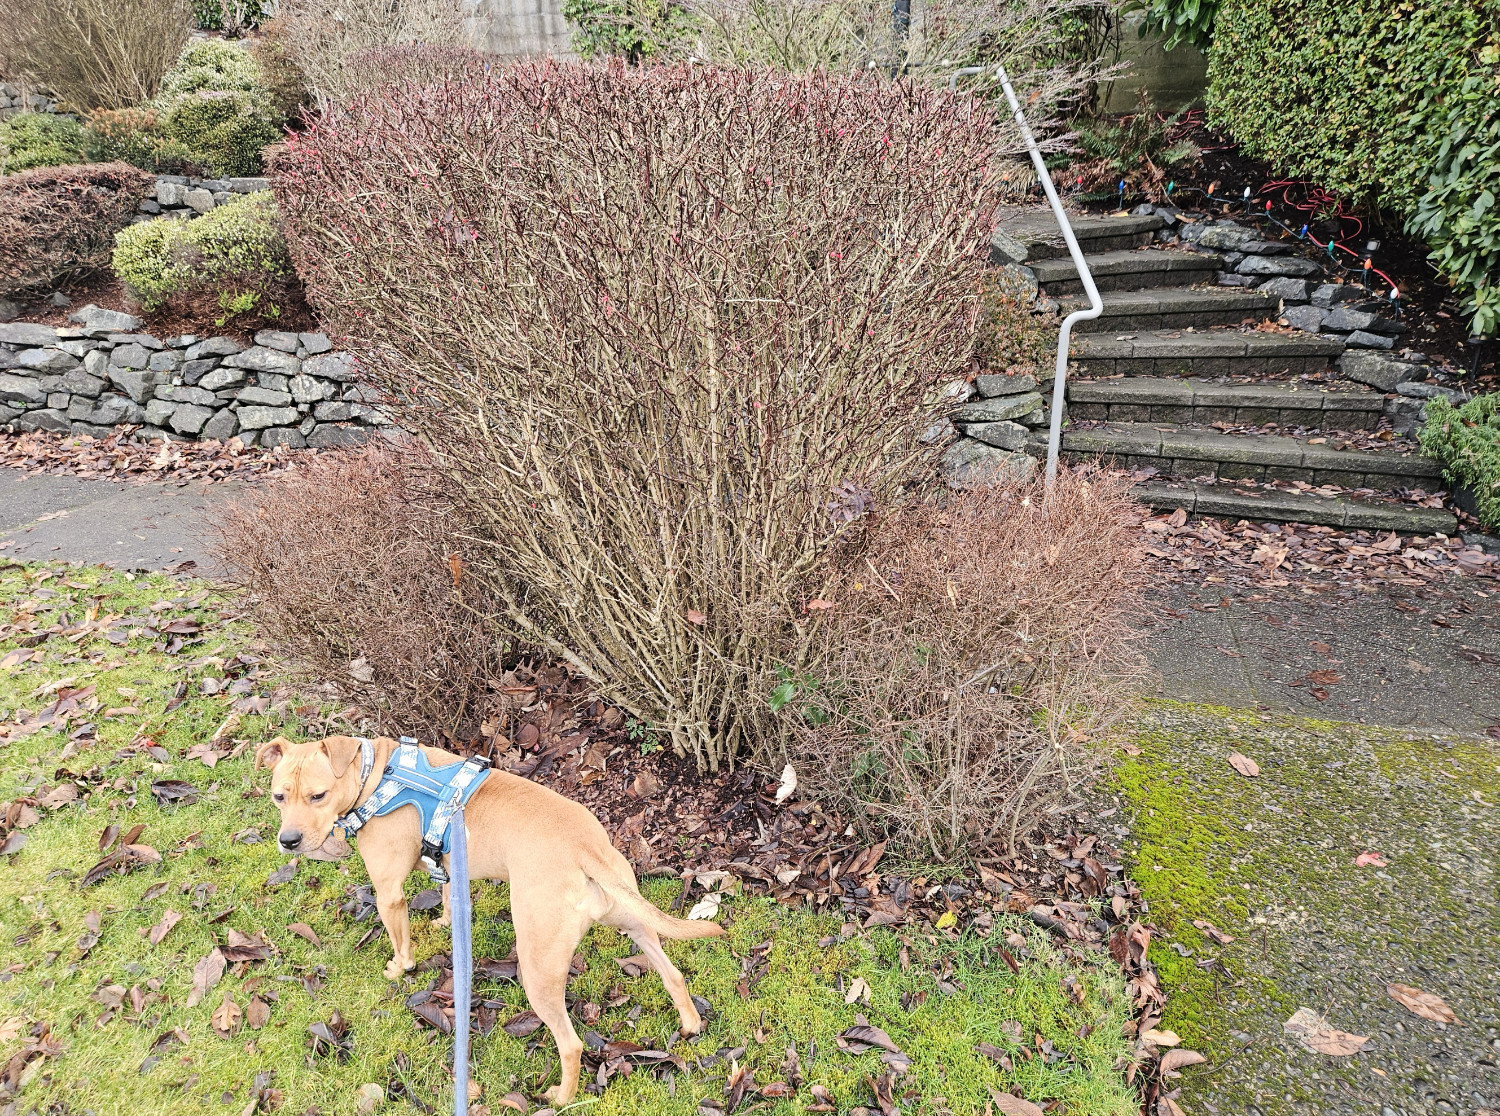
[623,924,704,1037]
[513,881,591,1106]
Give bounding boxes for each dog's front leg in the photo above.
[434,878,451,930]
[370,873,416,980]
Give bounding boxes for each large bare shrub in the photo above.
[0,162,155,296]
[0,0,191,110]
[776,470,1145,860]
[207,445,507,740]
[271,0,474,110]
[277,60,1013,770]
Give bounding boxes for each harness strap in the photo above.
[419,755,489,884]
[335,736,420,836]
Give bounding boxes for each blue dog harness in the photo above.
[335,737,490,883]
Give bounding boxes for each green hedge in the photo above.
[1420,393,1500,532]
[1208,1,1500,335]
[153,40,282,177]
[0,113,85,175]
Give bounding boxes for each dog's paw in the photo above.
[384,959,409,981]
[678,1011,705,1037]
[434,913,452,929]
[544,1084,578,1107]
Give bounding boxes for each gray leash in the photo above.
[450,807,473,1116]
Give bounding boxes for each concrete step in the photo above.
[992,208,1164,264]
[1071,328,1344,377]
[1132,479,1457,534]
[1058,287,1279,332]
[1057,421,1442,491]
[1030,250,1221,294]
[1067,377,1387,430]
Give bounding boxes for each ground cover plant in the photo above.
[112,191,294,324]
[0,162,155,297]
[0,561,1140,1115]
[1420,391,1500,531]
[277,60,1016,772]
[0,113,85,175]
[0,0,191,110]
[1208,0,1500,334]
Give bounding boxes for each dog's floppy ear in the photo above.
[321,736,364,778]
[255,737,292,770]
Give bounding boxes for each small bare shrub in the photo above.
[206,445,507,740]
[0,162,155,296]
[278,61,1013,771]
[775,470,1145,860]
[0,0,191,110]
[272,0,474,110]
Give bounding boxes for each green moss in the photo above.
[0,563,1137,1116]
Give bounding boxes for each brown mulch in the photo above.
[0,429,315,485]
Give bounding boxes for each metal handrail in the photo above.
[950,65,1104,486]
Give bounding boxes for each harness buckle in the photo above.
[420,838,448,883]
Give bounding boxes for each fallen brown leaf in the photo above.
[1386,983,1458,1024]
[1159,1048,1207,1076]
[211,990,242,1036]
[1227,752,1260,778]
[1283,1007,1368,1055]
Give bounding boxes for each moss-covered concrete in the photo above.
[1111,701,1499,1115]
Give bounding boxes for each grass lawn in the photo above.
[0,563,1138,1116]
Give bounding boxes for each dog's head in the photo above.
[255,735,366,854]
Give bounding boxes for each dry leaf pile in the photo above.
[0,429,312,486]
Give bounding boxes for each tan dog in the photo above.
[256,734,724,1105]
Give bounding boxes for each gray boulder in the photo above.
[159,384,218,406]
[957,420,1030,451]
[237,385,294,406]
[941,439,1038,488]
[0,372,46,405]
[304,352,357,382]
[200,366,247,391]
[1279,304,1326,333]
[201,409,239,442]
[954,392,1044,423]
[68,304,143,333]
[237,404,299,430]
[1234,255,1322,278]
[149,350,184,373]
[313,400,354,421]
[61,369,106,398]
[1344,330,1394,350]
[0,322,58,345]
[1336,352,1425,392]
[299,332,333,355]
[109,343,152,370]
[145,399,178,427]
[107,366,156,403]
[169,403,216,435]
[289,374,331,403]
[17,348,80,374]
[185,336,245,361]
[260,426,307,449]
[308,423,372,448]
[223,346,300,373]
[1310,283,1363,308]
[975,372,1038,398]
[254,330,300,353]
[86,395,147,425]
[14,408,71,433]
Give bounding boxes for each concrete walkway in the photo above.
[0,466,240,571]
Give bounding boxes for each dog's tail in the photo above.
[599,880,728,940]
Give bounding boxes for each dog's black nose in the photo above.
[279,831,303,851]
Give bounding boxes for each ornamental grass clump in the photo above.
[278,60,1013,771]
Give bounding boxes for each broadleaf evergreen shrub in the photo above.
[278,60,1014,771]
[1419,393,1500,532]
[562,0,693,62]
[152,41,283,177]
[1120,0,1218,51]
[1208,0,1500,335]
[0,162,155,295]
[112,191,293,319]
[0,113,85,174]
[81,108,200,175]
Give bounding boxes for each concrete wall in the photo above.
[1103,12,1208,112]
[464,0,573,60]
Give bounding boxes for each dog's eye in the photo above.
[272,792,284,804]
[309,791,326,802]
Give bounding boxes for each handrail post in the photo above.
[951,66,1105,488]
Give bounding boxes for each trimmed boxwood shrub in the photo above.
[153,40,283,177]
[1208,1,1500,335]
[0,162,155,295]
[0,113,86,174]
[1420,393,1500,532]
[112,190,293,319]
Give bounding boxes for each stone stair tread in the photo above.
[993,208,1164,262]
[1073,329,1343,359]
[1030,249,1220,284]
[1069,377,1382,408]
[1131,479,1457,533]
[1063,421,1440,478]
[1057,287,1277,316]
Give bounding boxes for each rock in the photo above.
[109,343,152,370]
[990,228,1029,266]
[1278,304,1326,333]
[299,332,333,355]
[148,350,183,373]
[1310,283,1362,308]
[83,349,109,377]
[1216,272,1259,287]
[954,392,1044,424]
[183,187,215,214]
[165,334,198,349]
[260,426,308,449]
[46,391,70,409]
[1194,225,1263,251]
[223,346,300,373]
[225,177,270,193]
[181,358,217,383]
[343,383,382,403]
[157,181,187,207]
[159,384,218,406]
[1344,329,1394,350]
[1320,306,1379,333]
[16,348,80,373]
[991,263,1039,302]
[255,372,290,392]
[61,369,106,398]
[1337,352,1425,392]
[975,372,1037,397]
[144,398,177,426]
[0,298,20,323]
[237,404,300,430]
[0,372,46,405]
[139,199,162,215]
[49,291,71,307]
[200,366,247,391]
[107,366,156,404]
[313,401,354,421]
[68,304,142,333]
[1385,395,1426,435]
[289,374,332,403]
[14,408,71,433]
[0,322,58,345]
[86,395,147,425]
[0,401,22,424]
[941,439,1038,488]
[168,403,216,435]
[55,339,96,357]
[185,336,245,361]
[1257,277,1314,303]
[201,409,239,442]
[304,351,357,381]
[254,329,300,353]
[237,385,294,406]
[957,419,1030,451]
[1396,381,1470,404]
[1234,255,1322,278]
[349,403,391,426]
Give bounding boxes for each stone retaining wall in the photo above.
[0,305,388,449]
[1,83,62,119]
[139,174,271,221]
